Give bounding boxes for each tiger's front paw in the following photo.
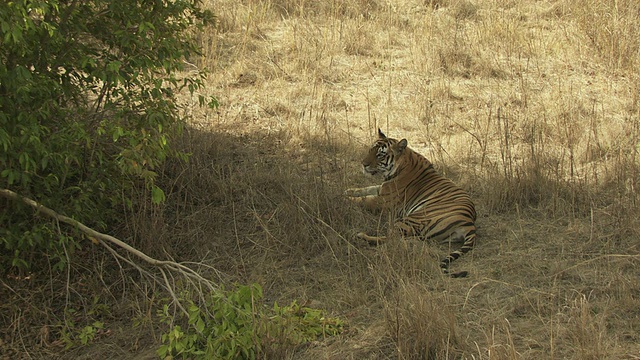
[345,195,366,204]
[346,229,366,238]
[344,188,363,197]
[355,232,385,246]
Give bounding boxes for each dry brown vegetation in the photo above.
[3,0,640,359]
[178,0,640,357]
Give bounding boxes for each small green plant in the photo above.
[58,300,108,350]
[78,321,105,346]
[157,284,344,359]
[267,300,344,345]
[59,320,104,349]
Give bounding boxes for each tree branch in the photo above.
[0,188,219,295]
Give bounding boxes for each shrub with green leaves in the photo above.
[0,0,213,269]
[157,284,344,359]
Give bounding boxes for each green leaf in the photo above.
[208,96,219,109]
[195,318,205,333]
[157,344,169,358]
[106,61,122,73]
[151,185,165,204]
[41,156,49,170]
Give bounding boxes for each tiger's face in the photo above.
[362,129,408,180]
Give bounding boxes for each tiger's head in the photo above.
[362,129,408,180]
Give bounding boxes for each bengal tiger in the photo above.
[345,129,477,278]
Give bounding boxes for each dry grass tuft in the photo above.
[380,281,461,359]
[562,294,611,359]
[568,0,640,72]
[452,0,478,20]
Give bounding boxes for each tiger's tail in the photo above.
[440,230,476,278]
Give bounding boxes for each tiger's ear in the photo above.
[397,139,408,153]
[378,128,386,139]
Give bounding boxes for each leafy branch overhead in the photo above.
[0,0,214,269]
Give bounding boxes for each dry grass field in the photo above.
[169,0,639,358]
[4,0,639,359]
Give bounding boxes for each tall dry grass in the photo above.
[175,0,640,358]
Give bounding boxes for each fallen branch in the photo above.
[0,188,221,316]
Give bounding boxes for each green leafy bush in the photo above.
[157,284,344,359]
[0,0,213,269]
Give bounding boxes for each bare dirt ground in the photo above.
[4,0,639,359]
